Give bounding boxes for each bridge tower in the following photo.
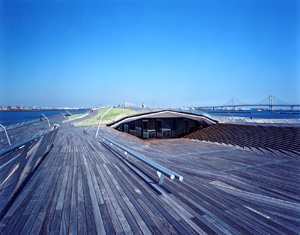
[269,95,273,111]
[232,97,236,110]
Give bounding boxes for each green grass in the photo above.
[74,108,139,127]
[67,111,89,120]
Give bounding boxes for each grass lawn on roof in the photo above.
[74,108,139,127]
[67,111,89,120]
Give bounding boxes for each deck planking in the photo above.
[0,123,299,234]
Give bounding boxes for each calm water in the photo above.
[193,110,300,119]
[0,109,88,126]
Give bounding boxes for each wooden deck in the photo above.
[0,123,299,234]
[185,123,300,158]
[0,115,65,150]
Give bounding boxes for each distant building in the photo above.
[9,106,21,110]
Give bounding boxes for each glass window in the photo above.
[117,117,202,139]
[156,119,162,138]
[135,120,142,138]
[157,119,171,138]
[124,124,129,133]
[117,124,123,131]
[148,119,156,139]
[129,121,136,135]
[142,119,148,139]
[184,119,190,135]
[162,119,171,138]
[172,118,184,137]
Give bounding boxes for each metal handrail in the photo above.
[95,106,113,138]
[102,136,183,185]
[92,106,109,128]
[0,114,64,132]
[0,124,59,157]
[60,112,66,120]
[42,113,51,128]
[0,124,11,146]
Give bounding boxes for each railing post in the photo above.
[0,124,11,146]
[60,112,66,120]
[157,171,164,185]
[0,124,59,157]
[42,113,51,128]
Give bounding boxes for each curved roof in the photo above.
[108,110,218,128]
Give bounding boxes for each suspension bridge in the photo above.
[193,95,300,111]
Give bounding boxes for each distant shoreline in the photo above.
[0,109,89,126]
[0,108,89,112]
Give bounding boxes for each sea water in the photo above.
[0,109,88,126]
[193,109,300,119]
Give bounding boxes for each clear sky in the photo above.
[0,0,299,108]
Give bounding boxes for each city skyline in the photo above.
[1,0,299,108]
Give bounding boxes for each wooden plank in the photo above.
[77,153,87,235]
[59,159,73,235]
[105,163,170,235]
[95,164,133,234]
[39,153,67,234]
[19,162,59,234]
[82,153,106,235]
[103,163,151,234]
[92,163,122,234]
[80,159,97,235]
[109,158,188,234]
[86,143,146,234]
[0,152,56,234]
[49,166,70,234]
[69,156,78,235]
[88,164,114,234]
[30,167,63,234]
[103,145,207,235]
[9,167,54,234]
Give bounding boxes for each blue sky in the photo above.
[0,0,299,108]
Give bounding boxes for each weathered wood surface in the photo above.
[0,123,299,234]
[0,126,58,221]
[185,123,300,158]
[0,115,65,151]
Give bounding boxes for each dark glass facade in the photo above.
[116,118,207,139]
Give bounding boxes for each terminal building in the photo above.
[109,110,217,139]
